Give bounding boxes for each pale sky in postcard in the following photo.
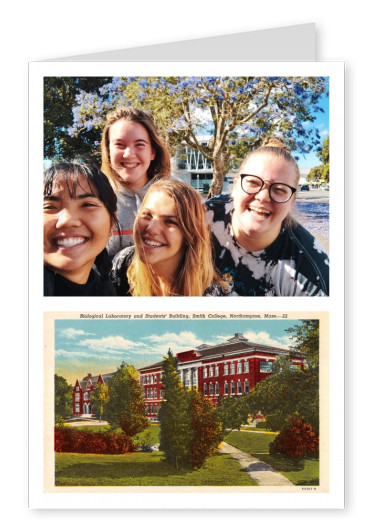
[54,318,305,384]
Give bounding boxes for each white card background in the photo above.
[29,59,344,510]
[3,0,372,525]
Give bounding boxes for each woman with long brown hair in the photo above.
[101,106,171,257]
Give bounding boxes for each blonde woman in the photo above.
[101,106,171,256]
[111,180,223,296]
[206,137,329,296]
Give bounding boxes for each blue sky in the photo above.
[54,318,304,384]
[295,92,329,169]
[295,93,329,169]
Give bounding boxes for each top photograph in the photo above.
[43,75,330,297]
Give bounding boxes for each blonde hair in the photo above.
[238,136,300,188]
[100,107,171,192]
[236,136,299,229]
[127,180,218,296]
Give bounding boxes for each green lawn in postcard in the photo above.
[55,451,257,486]
[225,430,319,486]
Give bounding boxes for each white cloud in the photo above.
[55,348,113,360]
[59,328,89,339]
[78,335,148,353]
[243,331,292,350]
[144,331,203,347]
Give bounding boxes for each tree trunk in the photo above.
[207,152,228,199]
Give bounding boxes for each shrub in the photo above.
[269,414,319,459]
[55,427,136,454]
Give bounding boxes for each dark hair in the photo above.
[43,157,119,278]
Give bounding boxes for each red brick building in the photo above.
[72,333,304,420]
[139,333,305,422]
[72,373,113,416]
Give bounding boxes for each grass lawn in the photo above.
[225,430,319,486]
[55,451,257,486]
[59,424,318,486]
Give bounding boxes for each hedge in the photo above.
[55,427,136,454]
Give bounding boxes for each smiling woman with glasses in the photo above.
[206,137,329,296]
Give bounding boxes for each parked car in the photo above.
[300,184,310,191]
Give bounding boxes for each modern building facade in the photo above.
[72,334,305,421]
[171,136,235,194]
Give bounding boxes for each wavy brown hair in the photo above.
[127,180,219,296]
[101,107,171,191]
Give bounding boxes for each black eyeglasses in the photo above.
[240,174,296,203]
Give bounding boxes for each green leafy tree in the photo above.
[90,382,109,421]
[62,76,328,196]
[188,389,223,468]
[104,363,149,437]
[158,349,192,469]
[247,356,319,433]
[44,76,111,161]
[307,136,329,183]
[307,165,323,182]
[286,319,319,370]
[54,374,73,425]
[217,395,250,434]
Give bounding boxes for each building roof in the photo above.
[138,360,164,372]
[196,334,293,359]
[77,334,304,381]
[138,333,302,371]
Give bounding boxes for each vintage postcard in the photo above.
[43,311,330,505]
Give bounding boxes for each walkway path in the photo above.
[219,441,293,486]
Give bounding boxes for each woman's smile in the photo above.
[43,175,112,284]
[135,191,184,277]
[232,154,296,251]
[109,120,155,190]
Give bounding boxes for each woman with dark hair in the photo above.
[111,180,223,296]
[101,107,171,257]
[206,137,329,296]
[43,158,119,296]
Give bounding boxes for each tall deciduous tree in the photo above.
[247,321,320,432]
[104,363,149,437]
[90,382,109,421]
[158,349,192,469]
[217,395,250,434]
[55,374,73,425]
[286,319,320,370]
[307,136,329,183]
[159,350,223,469]
[44,76,111,161]
[189,389,223,469]
[247,360,319,433]
[64,76,328,196]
